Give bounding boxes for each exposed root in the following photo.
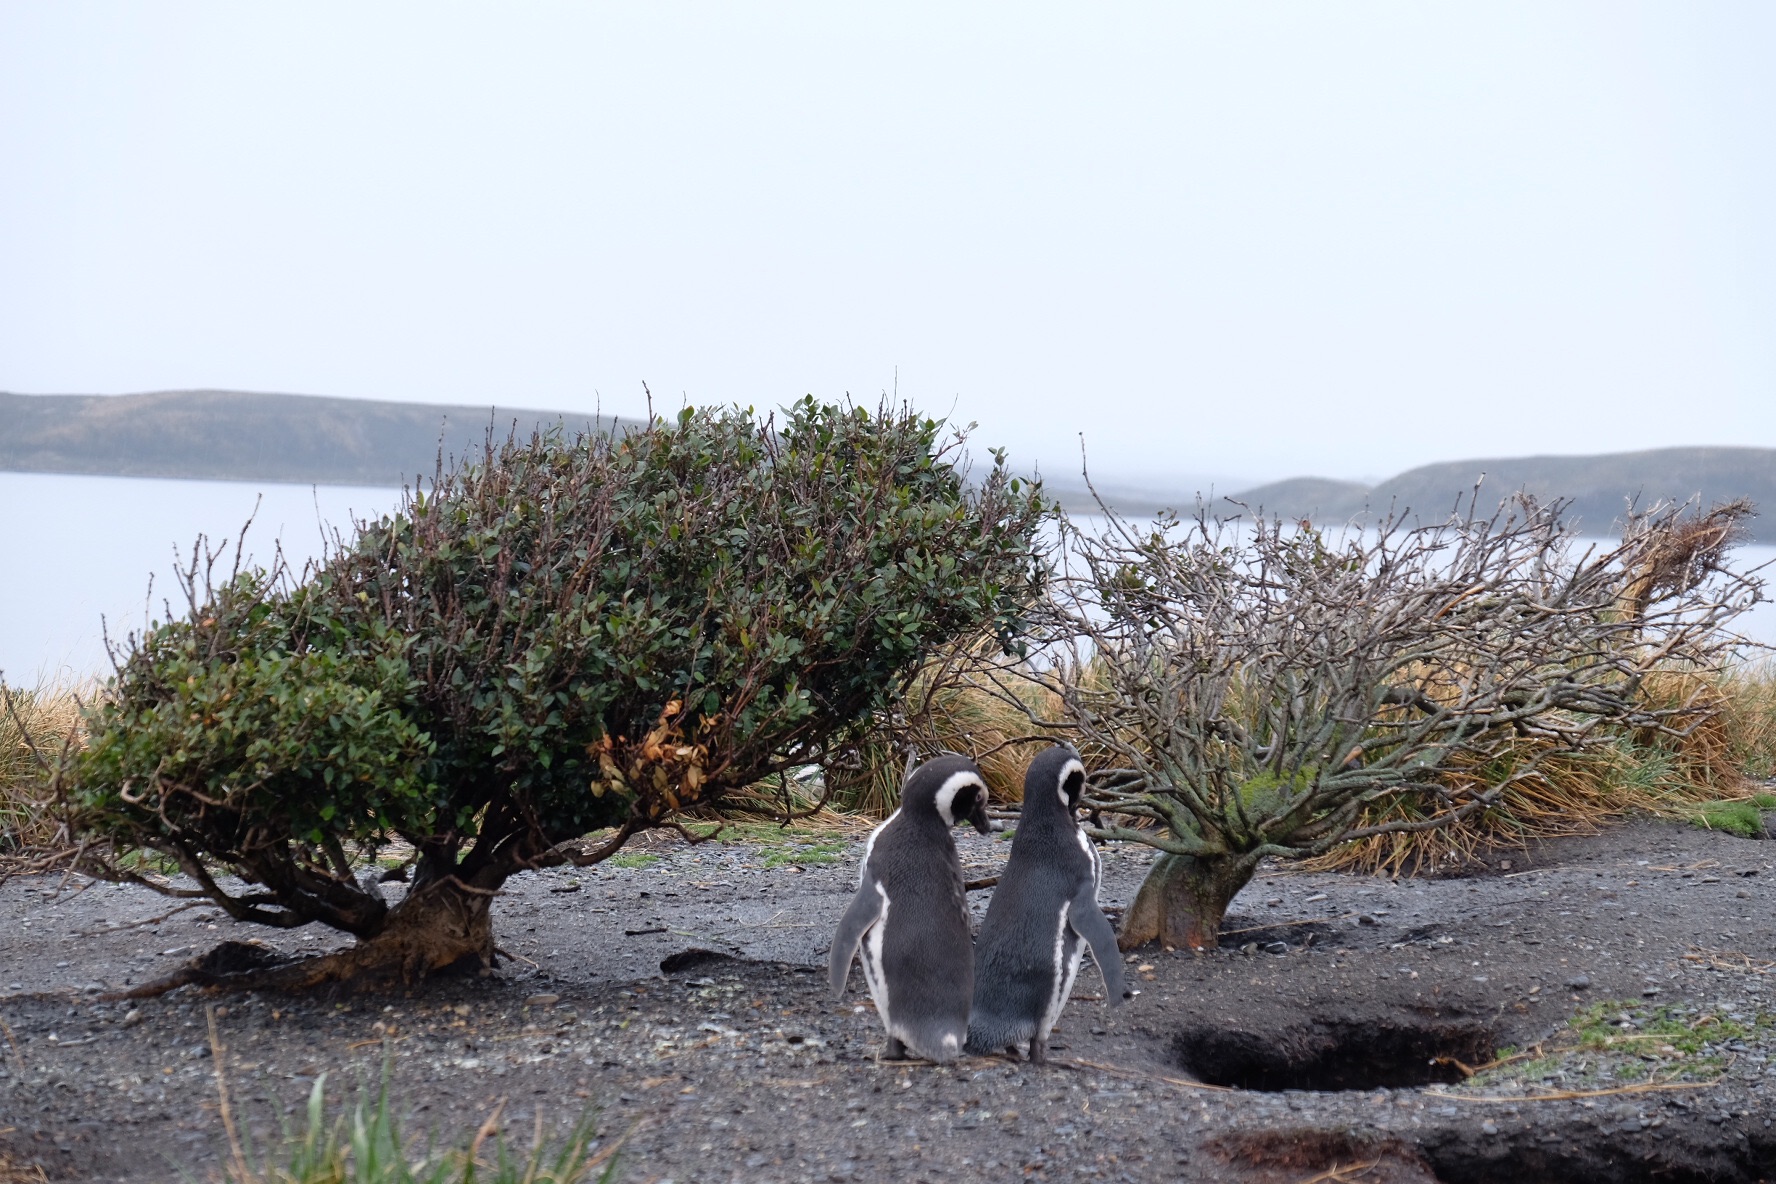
[102,933,491,1000]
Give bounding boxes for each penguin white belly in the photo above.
[1075,826,1101,893]
[1039,901,1085,1041]
[857,886,893,1027]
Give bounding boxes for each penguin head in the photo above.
[1023,744,1087,817]
[902,754,993,835]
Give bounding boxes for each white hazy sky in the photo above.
[3,3,1773,490]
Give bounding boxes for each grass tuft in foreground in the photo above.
[214,1072,622,1184]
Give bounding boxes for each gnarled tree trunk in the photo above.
[1116,852,1259,952]
[112,853,502,998]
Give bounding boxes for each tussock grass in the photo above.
[1718,657,1776,781]
[0,681,85,857]
[818,664,1067,815]
[1305,661,1776,875]
[914,677,1062,804]
[216,1072,621,1184]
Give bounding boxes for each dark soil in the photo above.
[4,818,1776,1183]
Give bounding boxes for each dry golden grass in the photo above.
[1306,662,1775,875]
[0,681,85,857]
[1717,657,1776,782]
[0,1149,48,1184]
[820,660,1070,816]
[915,677,1063,804]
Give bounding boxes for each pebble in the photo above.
[524,993,561,1008]
[1566,974,1591,990]
[1263,942,1288,955]
[1481,1120,1499,1135]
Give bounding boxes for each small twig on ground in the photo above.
[1683,947,1776,974]
[581,1119,640,1176]
[1220,914,1359,936]
[345,1036,405,1051]
[73,900,207,938]
[1295,1161,1380,1184]
[467,1097,507,1167]
[1053,1055,1236,1092]
[0,1016,24,1074]
[1425,1078,1719,1103]
[205,1005,250,1183]
[1436,1044,1544,1078]
[964,876,999,891]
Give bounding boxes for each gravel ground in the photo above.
[3,818,1776,1182]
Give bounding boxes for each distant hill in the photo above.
[1231,447,1776,542]
[0,389,635,487]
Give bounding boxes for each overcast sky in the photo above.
[3,3,1773,491]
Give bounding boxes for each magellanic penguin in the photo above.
[966,744,1128,1063]
[829,753,992,1062]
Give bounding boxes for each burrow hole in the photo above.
[1175,1016,1497,1092]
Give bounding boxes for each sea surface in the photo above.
[3,472,1772,685]
[3,472,403,684]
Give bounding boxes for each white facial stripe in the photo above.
[932,770,985,826]
[1055,758,1086,810]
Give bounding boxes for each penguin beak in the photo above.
[967,790,993,835]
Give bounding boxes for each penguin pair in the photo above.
[828,746,1126,1064]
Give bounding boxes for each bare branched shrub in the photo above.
[1039,494,1761,951]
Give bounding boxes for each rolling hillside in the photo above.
[1231,447,1776,541]
[0,389,633,487]
[5,390,1771,543]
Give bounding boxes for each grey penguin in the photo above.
[966,744,1127,1063]
[829,753,992,1062]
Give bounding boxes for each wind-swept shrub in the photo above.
[70,399,1047,988]
[1044,497,1759,951]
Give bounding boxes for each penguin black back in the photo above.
[967,745,1127,1061]
[829,753,991,1061]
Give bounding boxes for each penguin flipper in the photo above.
[1069,887,1129,1006]
[828,876,886,999]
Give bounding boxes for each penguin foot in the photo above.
[882,1036,908,1060]
[1027,1039,1047,1065]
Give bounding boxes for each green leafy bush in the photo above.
[72,399,1046,985]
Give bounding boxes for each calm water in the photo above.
[3,472,403,683]
[4,473,1773,684]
